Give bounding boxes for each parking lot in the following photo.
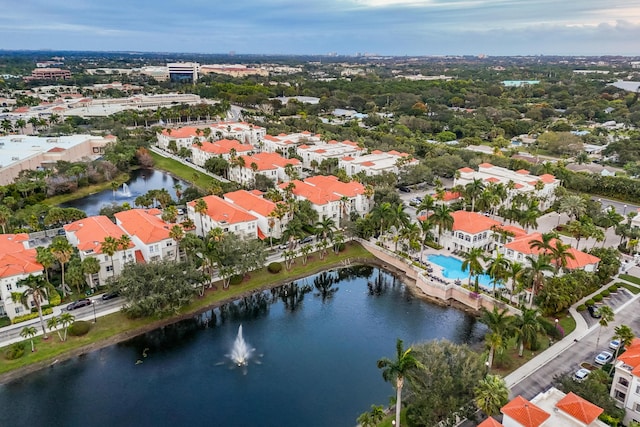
[580,287,636,327]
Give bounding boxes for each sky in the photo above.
[1,0,640,56]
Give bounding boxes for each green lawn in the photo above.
[619,274,640,286]
[0,243,374,376]
[149,151,219,190]
[616,282,640,295]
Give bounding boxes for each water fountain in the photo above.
[120,183,132,197]
[228,325,253,366]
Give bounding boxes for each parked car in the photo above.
[66,298,92,311]
[299,236,314,244]
[609,339,621,351]
[573,368,591,382]
[398,186,411,193]
[587,305,601,319]
[409,197,422,206]
[594,351,613,365]
[101,291,119,301]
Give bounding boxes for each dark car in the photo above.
[398,186,411,193]
[66,298,92,311]
[587,305,601,319]
[101,291,119,301]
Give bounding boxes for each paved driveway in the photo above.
[580,288,635,327]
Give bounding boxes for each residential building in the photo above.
[64,216,134,287]
[438,210,501,252]
[500,388,606,427]
[27,68,71,81]
[455,163,559,209]
[339,149,418,177]
[610,337,640,425]
[297,140,363,169]
[167,62,199,83]
[114,209,180,263]
[261,131,322,155]
[191,139,254,167]
[223,190,288,240]
[566,163,617,176]
[0,234,45,320]
[280,175,370,226]
[209,121,266,146]
[187,195,259,238]
[228,152,302,186]
[156,126,201,151]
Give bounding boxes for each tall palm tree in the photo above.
[315,218,336,243]
[16,274,49,338]
[59,313,75,341]
[169,225,185,261]
[35,246,55,284]
[612,325,634,362]
[528,232,558,255]
[100,236,120,276]
[512,308,551,357]
[392,203,410,230]
[480,307,513,368]
[194,198,208,237]
[416,195,435,216]
[118,234,132,261]
[595,305,614,351]
[20,326,38,352]
[377,339,424,427]
[465,178,485,212]
[399,222,420,254]
[0,205,12,233]
[50,237,73,298]
[559,194,587,221]
[461,247,486,290]
[81,257,101,288]
[599,207,623,247]
[507,261,524,304]
[371,202,394,238]
[474,375,509,416]
[431,204,454,245]
[486,253,511,297]
[524,254,553,308]
[548,240,575,273]
[418,217,435,261]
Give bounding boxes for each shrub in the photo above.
[601,290,610,298]
[4,342,25,360]
[337,243,346,252]
[577,304,586,312]
[608,285,618,292]
[267,262,282,274]
[585,299,595,306]
[68,321,91,336]
[48,287,61,306]
[593,294,603,302]
[12,308,54,325]
[229,274,243,286]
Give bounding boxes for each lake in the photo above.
[0,266,486,427]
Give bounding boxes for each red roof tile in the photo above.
[195,139,253,155]
[556,392,603,424]
[451,210,501,234]
[224,190,277,217]
[538,174,556,184]
[0,234,41,278]
[280,175,365,205]
[516,169,530,175]
[479,162,494,168]
[239,152,300,171]
[161,126,199,138]
[563,248,600,269]
[64,216,130,254]
[501,395,550,427]
[188,195,257,224]
[115,209,175,245]
[618,338,640,375]
[477,418,503,427]
[458,167,474,173]
[485,177,500,183]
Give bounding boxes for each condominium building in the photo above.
[228,152,302,186]
[610,338,640,425]
[261,131,322,155]
[191,139,254,167]
[28,68,71,81]
[114,209,181,263]
[339,149,418,177]
[297,140,363,169]
[223,190,288,239]
[187,195,259,238]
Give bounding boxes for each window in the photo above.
[166,241,173,247]
[619,377,630,387]
[6,284,11,291]
[614,390,626,402]
[635,403,640,413]
[106,265,113,273]
[15,307,23,314]
[636,385,640,395]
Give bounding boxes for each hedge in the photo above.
[608,284,618,292]
[12,308,54,325]
[601,290,610,298]
[585,299,595,306]
[68,321,91,336]
[229,274,243,286]
[267,262,283,274]
[593,294,603,303]
[577,304,586,312]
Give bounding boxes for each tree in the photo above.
[524,254,553,308]
[81,257,100,288]
[480,307,513,369]
[35,246,55,284]
[50,237,73,298]
[16,274,50,338]
[100,236,120,276]
[169,225,185,261]
[377,339,424,427]
[512,308,550,357]
[595,305,614,351]
[20,326,38,352]
[0,205,12,233]
[194,198,208,236]
[300,244,312,265]
[47,316,63,342]
[59,313,75,341]
[485,253,510,297]
[357,405,385,427]
[474,375,509,416]
[464,178,485,212]
[559,194,587,221]
[431,204,454,245]
[461,247,486,290]
[612,325,634,362]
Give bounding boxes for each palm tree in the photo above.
[416,195,435,216]
[524,254,553,308]
[100,236,120,276]
[486,253,511,297]
[507,261,524,304]
[16,274,49,338]
[399,222,420,254]
[300,244,312,265]
[36,246,55,284]
[612,325,634,362]
[512,308,551,357]
[418,217,435,261]
[465,178,485,212]
[194,198,208,237]
[480,307,513,368]
[81,257,101,288]
[0,205,11,233]
[377,339,424,427]
[20,326,38,352]
[595,305,614,351]
[474,374,509,416]
[332,233,344,254]
[529,232,558,255]
[118,234,132,260]
[59,313,75,341]
[559,194,587,221]
[315,218,336,243]
[431,204,454,245]
[50,237,73,298]
[599,207,623,247]
[47,317,63,341]
[461,247,486,290]
[548,240,575,273]
[169,225,185,261]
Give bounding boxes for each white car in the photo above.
[594,351,613,365]
[609,339,621,351]
[573,368,591,382]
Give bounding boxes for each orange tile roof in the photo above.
[501,395,550,427]
[371,149,383,154]
[538,173,556,184]
[505,233,546,255]
[239,152,300,171]
[451,210,501,234]
[342,156,355,161]
[498,225,528,238]
[485,177,500,183]
[196,139,253,155]
[280,175,365,205]
[618,338,640,375]
[439,191,462,201]
[479,162,494,168]
[115,209,175,245]
[361,161,376,167]
[161,126,199,138]
[458,167,474,173]
[477,418,503,427]
[48,147,65,153]
[0,234,41,278]
[64,216,129,254]
[563,248,600,269]
[516,169,530,175]
[556,392,603,424]
[514,183,524,189]
[224,190,277,217]
[188,195,257,224]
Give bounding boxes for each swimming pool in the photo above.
[427,254,502,289]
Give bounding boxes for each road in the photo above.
[509,292,640,400]
[591,196,639,216]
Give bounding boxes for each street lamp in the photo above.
[624,204,628,215]
[485,360,490,375]
[92,300,97,323]
[557,212,561,226]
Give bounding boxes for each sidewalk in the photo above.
[504,275,640,388]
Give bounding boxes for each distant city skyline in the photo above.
[1,0,640,56]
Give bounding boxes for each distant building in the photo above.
[261,131,322,154]
[339,149,417,177]
[191,139,254,167]
[228,152,301,186]
[200,64,268,77]
[167,62,199,83]
[27,68,71,81]
[502,80,540,87]
[297,140,363,169]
